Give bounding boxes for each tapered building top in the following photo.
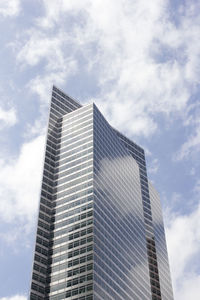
[30,86,173,300]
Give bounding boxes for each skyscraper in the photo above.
[30,86,173,300]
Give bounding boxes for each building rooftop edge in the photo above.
[52,85,82,107]
[53,85,144,154]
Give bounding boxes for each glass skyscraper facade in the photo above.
[30,86,173,300]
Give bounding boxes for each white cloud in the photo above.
[0,107,17,129]
[27,60,77,103]
[36,0,91,29]
[0,135,45,237]
[15,0,200,136]
[0,295,26,300]
[174,125,200,160]
[193,179,200,195]
[81,0,192,135]
[174,100,200,161]
[147,158,159,174]
[190,167,195,176]
[17,30,65,68]
[0,0,21,17]
[165,201,200,299]
[17,29,77,103]
[175,274,200,300]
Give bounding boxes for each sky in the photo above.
[0,0,200,299]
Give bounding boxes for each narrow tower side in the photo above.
[149,182,174,300]
[30,86,82,300]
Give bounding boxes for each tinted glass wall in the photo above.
[30,86,173,300]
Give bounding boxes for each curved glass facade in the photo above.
[30,86,173,300]
[93,105,151,299]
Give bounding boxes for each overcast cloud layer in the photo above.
[0,0,200,298]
